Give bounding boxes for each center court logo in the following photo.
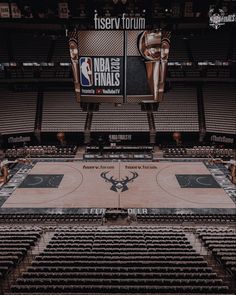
[79,57,93,86]
[101,171,138,192]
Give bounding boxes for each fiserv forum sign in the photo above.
[94,13,145,30]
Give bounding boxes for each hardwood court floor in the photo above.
[2,161,235,209]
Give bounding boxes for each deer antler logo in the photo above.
[101,171,138,192]
[208,8,225,29]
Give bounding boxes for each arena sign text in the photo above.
[94,13,145,30]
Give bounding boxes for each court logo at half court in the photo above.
[101,171,138,192]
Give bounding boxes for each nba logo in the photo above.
[79,57,93,87]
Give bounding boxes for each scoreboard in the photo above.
[69,30,170,104]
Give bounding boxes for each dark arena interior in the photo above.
[0,0,236,294]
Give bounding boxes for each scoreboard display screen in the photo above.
[69,30,170,103]
[79,56,124,98]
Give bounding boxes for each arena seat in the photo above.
[0,33,9,63]
[52,36,70,63]
[91,103,149,132]
[153,84,199,132]
[203,84,236,134]
[190,32,230,62]
[0,228,41,279]
[8,226,232,294]
[0,91,37,135]
[168,35,189,62]
[197,228,236,276]
[41,92,86,132]
[11,33,51,62]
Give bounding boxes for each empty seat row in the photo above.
[15,277,224,286]
[22,270,218,279]
[10,284,230,293]
[0,227,41,279]
[136,214,236,223]
[197,229,236,276]
[0,213,102,223]
[9,227,231,295]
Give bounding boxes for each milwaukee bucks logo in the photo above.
[101,171,138,192]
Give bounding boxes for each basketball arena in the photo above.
[0,1,236,294]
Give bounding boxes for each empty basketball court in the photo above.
[2,161,234,209]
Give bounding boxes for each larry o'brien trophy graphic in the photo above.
[68,30,80,102]
[138,30,171,102]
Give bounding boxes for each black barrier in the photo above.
[205,132,235,148]
[2,133,36,149]
[90,132,150,145]
[41,132,84,146]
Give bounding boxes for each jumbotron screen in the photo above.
[69,30,171,103]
